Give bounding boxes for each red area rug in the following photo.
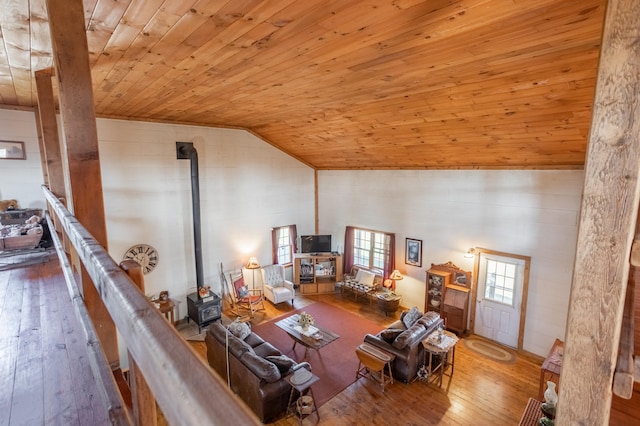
[252,302,382,407]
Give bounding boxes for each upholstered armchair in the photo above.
[261,264,295,306]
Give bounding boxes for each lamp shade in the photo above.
[389,270,403,281]
[246,257,260,269]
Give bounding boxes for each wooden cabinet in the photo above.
[426,269,451,315]
[426,262,472,334]
[294,254,343,294]
[443,284,470,334]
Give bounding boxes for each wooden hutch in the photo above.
[426,262,472,335]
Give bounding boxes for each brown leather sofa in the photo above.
[205,321,308,422]
[363,308,444,383]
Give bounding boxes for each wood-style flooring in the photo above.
[1,253,638,425]
[0,250,110,425]
[191,292,640,426]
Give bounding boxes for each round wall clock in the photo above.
[122,244,159,274]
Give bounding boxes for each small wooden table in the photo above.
[286,370,320,425]
[356,342,396,392]
[421,330,459,387]
[375,292,402,316]
[153,299,175,325]
[275,314,339,360]
[539,339,563,400]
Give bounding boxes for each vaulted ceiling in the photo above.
[0,0,606,169]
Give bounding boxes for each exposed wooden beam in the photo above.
[45,0,118,366]
[558,0,640,423]
[34,68,66,199]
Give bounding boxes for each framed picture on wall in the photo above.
[0,140,25,160]
[405,238,422,267]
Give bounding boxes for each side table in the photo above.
[355,342,396,392]
[153,299,176,326]
[421,329,459,387]
[375,292,402,316]
[286,371,320,425]
[539,339,563,400]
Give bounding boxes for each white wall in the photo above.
[0,108,583,357]
[96,118,315,316]
[0,109,315,316]
[318,170,583,356]
[0,109,46,209]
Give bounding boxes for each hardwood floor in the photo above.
[0,250,110,425]
[2,254,638,425]
[191,292,640,425]
[190,293,543,425]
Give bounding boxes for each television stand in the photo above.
[293,253,343,294]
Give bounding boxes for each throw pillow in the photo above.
[266,355,297,374]
[402,306,422,329]
[380,328,404,344]
[418,311,440,328]
[358,270,375,287]
[237,284,249,298]
[227,320,251,340]
[392,322,425,350]
[241,351,281,383]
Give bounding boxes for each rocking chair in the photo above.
[231,272,265,318]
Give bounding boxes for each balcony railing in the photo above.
[43,186,258,425]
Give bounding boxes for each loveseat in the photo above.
[205,320,307,422]
[363,307,444,383]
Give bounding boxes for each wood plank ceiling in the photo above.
[0,0,606,169]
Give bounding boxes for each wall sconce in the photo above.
[464,248,476,258]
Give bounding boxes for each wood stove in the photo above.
[186,291,221,333]
[178,141,222,332]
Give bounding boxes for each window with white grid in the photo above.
[275,226,292,264]
[483,259,516,306]
[352,228,390,273]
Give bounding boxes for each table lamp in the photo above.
[246,256,261,289]
[388,269,403,292]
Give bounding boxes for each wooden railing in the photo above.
[43,186,258,425]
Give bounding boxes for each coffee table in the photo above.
[275,314,339,360]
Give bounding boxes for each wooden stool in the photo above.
[355,343,395,392]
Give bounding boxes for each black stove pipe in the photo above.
[176,142,204,292]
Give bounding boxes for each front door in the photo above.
[474,253,525,348]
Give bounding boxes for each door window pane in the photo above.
[484,259,516,306]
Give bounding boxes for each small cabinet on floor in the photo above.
[443,284,470,334]
[294,253,343,294]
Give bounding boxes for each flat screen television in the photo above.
[300,235,332,254]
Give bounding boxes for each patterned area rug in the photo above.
[462,337,517,364]
[252,301,382,408]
